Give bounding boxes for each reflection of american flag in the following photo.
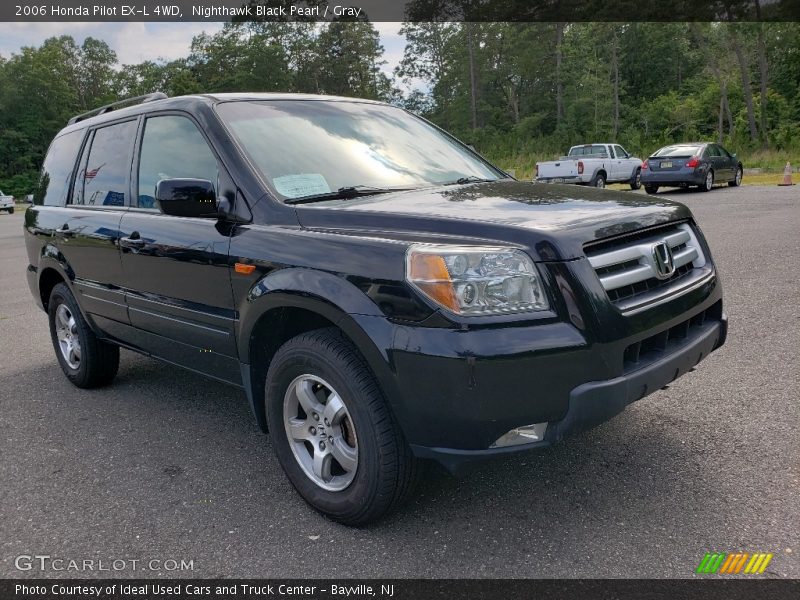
[85,163,105,180]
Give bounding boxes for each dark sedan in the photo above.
[641,142,743,194]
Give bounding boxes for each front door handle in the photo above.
[119,231,145,250]
[55,223,74,237]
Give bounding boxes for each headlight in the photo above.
[406,244,549,316]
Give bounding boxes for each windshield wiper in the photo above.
[284,185,415,205]
[442,176,497,186]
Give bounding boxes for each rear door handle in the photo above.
[119,232,145,250]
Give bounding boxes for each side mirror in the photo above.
[156,179,218,218]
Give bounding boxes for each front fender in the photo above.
[237,267,386,363]
[237,267,400,368]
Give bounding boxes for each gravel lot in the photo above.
[1,185,798,579]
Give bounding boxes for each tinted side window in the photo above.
[137,116,219,209]
[707,145,720,158]
[34,130,84,206]
[717,146,731,158]
[74,120,138,207]
[71,131,94,206]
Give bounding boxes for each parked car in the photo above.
[535,143,643,189]
[641,142,743,194]
[25,93,727,525]
[0,190,14,213]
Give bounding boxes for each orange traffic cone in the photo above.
[778,162,794,186]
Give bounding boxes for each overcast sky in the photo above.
[0,22,407,79]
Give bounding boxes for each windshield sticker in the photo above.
[273,174,331,198]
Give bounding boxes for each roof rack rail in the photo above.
[67,92,168,125]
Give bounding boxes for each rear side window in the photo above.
[137,115,219,209]
[569,145,608,158]
[34,130,84,206]
[72,120,138,207]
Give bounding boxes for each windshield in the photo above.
[216,100,502,200]
[653,145,702,158]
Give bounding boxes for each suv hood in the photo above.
[294,180,692,261]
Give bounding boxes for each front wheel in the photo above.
[728,166,743,187]
[644,185,659,195]
[48,283,119,388]
[700,170,714,192]
[265,328,417,525]
[630,168,642,190]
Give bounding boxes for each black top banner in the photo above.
[3,0,800,22]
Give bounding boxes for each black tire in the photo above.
[8,207,14,214]
[590,172,606,189]
[630,168,642,190]
[47,283,119,388]
[728,166,743,187]
[265,327,418,525]
[644,185,659,195]
[700,169,714,192]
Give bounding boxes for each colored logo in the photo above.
[696,552,773,574]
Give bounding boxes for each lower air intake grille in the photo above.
[623,300,723,372]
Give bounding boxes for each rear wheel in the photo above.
[591,173,606,188]
[48,283,119,388]
[265,327,417,525]
[728,166,743,187]
[629,168,642,190]
[7,207,13,214]
[644,185,659,195]
[700,170,714,192]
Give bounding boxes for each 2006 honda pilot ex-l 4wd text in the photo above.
[25,93,727,525]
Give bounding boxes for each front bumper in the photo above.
[409,311,726,472]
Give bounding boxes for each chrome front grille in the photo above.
[585,222,710,312]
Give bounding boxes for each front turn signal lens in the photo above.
[407,253,459,312]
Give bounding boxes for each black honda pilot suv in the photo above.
[25,93,727,525]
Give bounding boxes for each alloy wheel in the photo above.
[283,374,359,492]
[55,304,81,370]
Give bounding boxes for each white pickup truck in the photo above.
[535,143,643,189]
[0,190,15,214]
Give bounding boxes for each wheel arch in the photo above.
[238,269,398,433]
[38,265,70,311]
